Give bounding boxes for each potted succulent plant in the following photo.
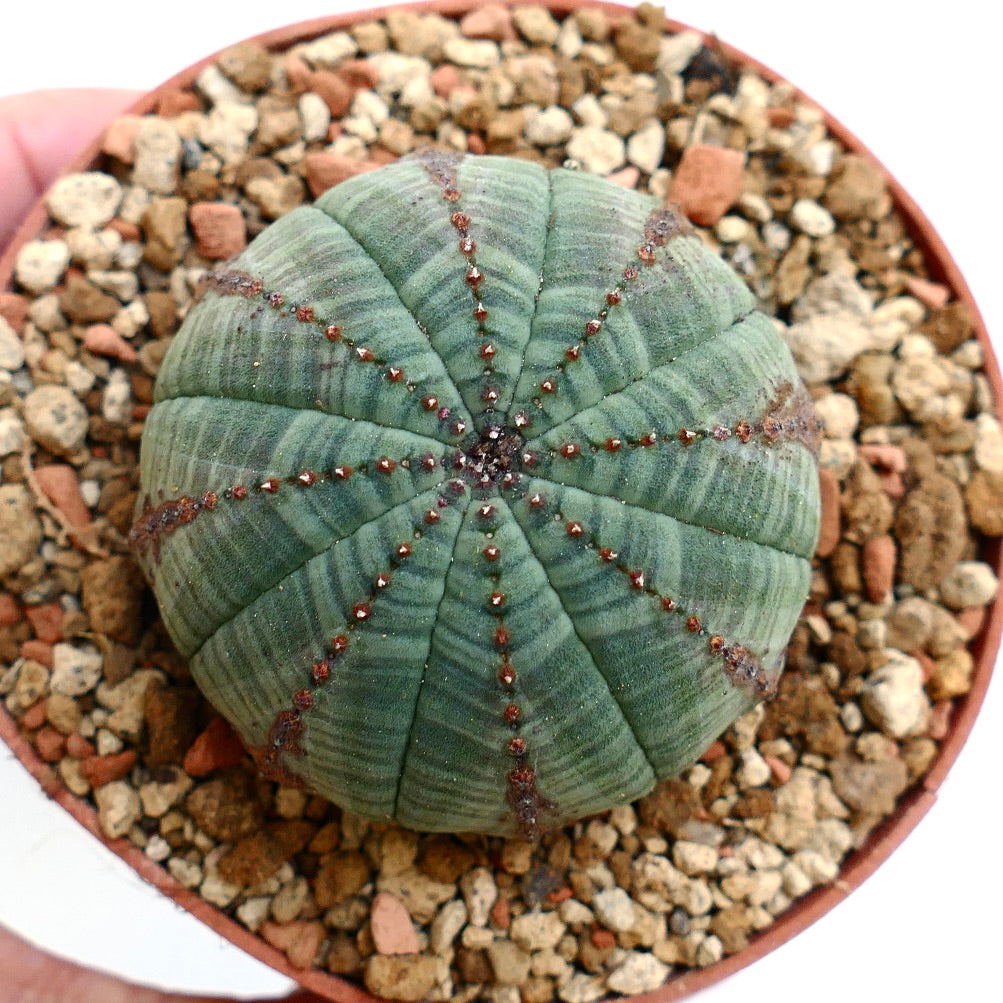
[0,1,998,1003]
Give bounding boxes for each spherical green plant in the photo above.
[131,151,820,838]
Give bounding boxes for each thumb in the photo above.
[0,88,140,248]
[0,923,325,1003]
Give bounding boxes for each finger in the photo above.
[0,88,140,247]
[0,924,326,1003]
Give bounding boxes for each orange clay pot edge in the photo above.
[0,2,997,1001]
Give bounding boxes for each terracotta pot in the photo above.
[0,3,998,1000]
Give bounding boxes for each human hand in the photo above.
[0,88,325,1003]
[0,88,139,248]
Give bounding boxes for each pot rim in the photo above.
[1,2,998,1000]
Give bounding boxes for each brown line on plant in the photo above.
[523,493,776,699]
[474,500,555,841]
[199,267,466,436]
[533,204,693,406]
[251,488,460,786]
[127,452,446,561]
[543,379,822,460]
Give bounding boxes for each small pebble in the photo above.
[862,535,896,604]
[938,561,999,609]
[188,202,247,259]
[525,106,574,146]
[668,144,744,226]
[84,323,138,363]
[94,779,141,839]
[510,910,566,951]
[566,125,626,175]
[442,37,500,69]
[46,173,123,228]
[512,5,560,45]
[371,891,422,954]
[605,951,670,994]
[973,413,1003,473]
[0,409,26,458]
[861,652,930,739]
[626,119,665,175]
[460,4,515,42]
[133,118,182,194]
[591,886,636,932]
[15,239,71,293]
[50,643,103,696]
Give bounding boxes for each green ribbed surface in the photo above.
[135,153,819,836]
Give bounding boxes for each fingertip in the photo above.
[0,88,141,247]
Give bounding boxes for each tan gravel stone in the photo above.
[365,954,441,1000]
[0,485,42,576]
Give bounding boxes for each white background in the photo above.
[1,2,1000,1001]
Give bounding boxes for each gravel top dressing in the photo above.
[0,4,998,1001]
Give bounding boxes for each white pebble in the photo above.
[736,748,772,788]
[144,835,172,863]
[47,172,123,228]
[558,899,594,926]
[199,104,258,164]
[66,227,122,269]
[762,221,791,254]
[657,30,703,73]
[939,561,1000,609]
[974,412,1003,473]
[571,93,607,128]
[806,139,838,176]
[781,860,813,898]
[695,933,724,967]
[15,239,71,293]
[672,840,718,876]
[0,408,26,457]
[443,37,500,69]
[50,643,103,696]
[566,125,625,176]
[790,198,836,237]
[591,886,636,932]
[558,972,606,1003]
[430,899,467,954]
[94,780,141,839]
[65,361,97,397]
[510,910,566,951]
[793,849,839,885]
[112,299,150,339]
[714,215,751,243]
[605,951,670,994]
[525,106,575,146]
[814,392,859,439]
[299,92,330,142]
[369,53,431,97]
[512,5,560,45]
[236,896,273,933]
[200,869,242,908]
[133,118,182,195]
[861,650,930,739]
[626,119,665,175]
[0,317,25,372]
[459,867,497,926]
[102,369,133,425]
[556,17,583,59]
[195,63,252,106]
[839,701,864,732]
[295,31,357,69]
[167,857,203,890]
[784,313,871,383]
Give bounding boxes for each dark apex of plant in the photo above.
[130,151,821,839]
